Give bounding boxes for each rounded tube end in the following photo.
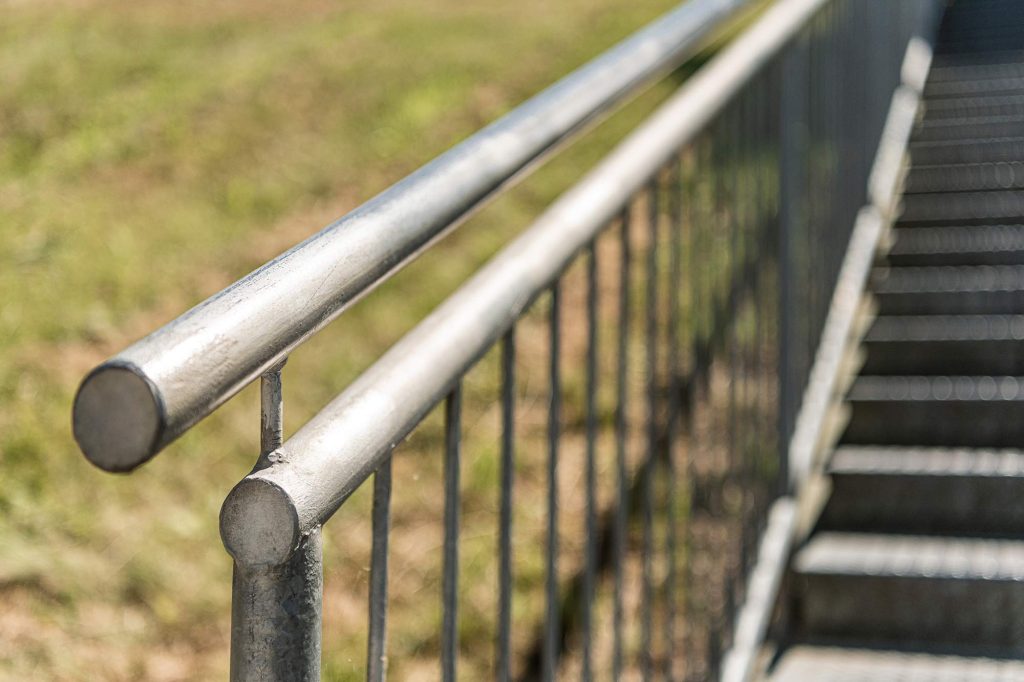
[220,476,302,567]
[72,363,165,473]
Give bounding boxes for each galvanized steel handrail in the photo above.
[69,0,947,679]
[221,0,834,569]
[71,0,749,473]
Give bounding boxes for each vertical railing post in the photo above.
[229,532,324,682]
[777,36,807,493]
[366,458,393,682]
[225,359,324,682]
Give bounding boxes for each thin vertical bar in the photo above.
[727,103,740,475]
[260,359,286,460]
[712,117,729,317]
[723,101,741,655]
[683,144,701,682]
[582,242,599,682]
[497,330,516,682]
[665,156,683,680]
[641,177,659,682]
[367,458,393,682]
[754,70,771,503]
[613,209,631,680]
[739,85,755,590]
[777,37,805,492]
[699,134,713,363]
[442,385,462,682]
[543,284,562,682]
[753,68,765,500]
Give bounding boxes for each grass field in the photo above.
[0,0,763,679]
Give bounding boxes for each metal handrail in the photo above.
[221,0,832,568]
[217,0,943,677]
[69,0,946,678]
[71,0,750,473]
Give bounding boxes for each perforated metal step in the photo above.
[905,161,1024,193]
[929,60,1024,84]
[821,446,1024,535]
[795,532,1024,579]
[925,75,1024,99]
[829,445,1024,478]
[922,93,1024,120]
[873,265,1024,293]
[910,138,1024,166]
[900,189,1024,224]
[888,225,1024,266]
[844,375,1024,447]
[792,533,1024,651]
[862,316,1024,375]
[873,266,1024,314]
[768,645,1024,682]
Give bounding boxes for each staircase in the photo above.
[768,1,1024,678]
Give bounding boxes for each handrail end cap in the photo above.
[72,363,164,473]
[220,476,302,567]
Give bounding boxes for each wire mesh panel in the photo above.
[71,0,943,679]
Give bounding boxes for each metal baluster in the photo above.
[259,360,286,461]
[613,208,632,680]
[367,458,393,682]
[544,284,562,682]
[665,156,684,680]
[497,330,516,682]
[740,83,756,584]
[778,36,807,491]
[683,143,701,682]
[748,77,763,521]
[727,102,740,478]
[442,385,462,682]
[583,242,599,682]
[642,177,659,682]
[765,62,778,492]
[754,73,770,525]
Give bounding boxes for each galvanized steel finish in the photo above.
[220,0,836,568]
[71,0,749,473]
[71,0,945,679]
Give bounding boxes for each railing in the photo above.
[72,0,942,679]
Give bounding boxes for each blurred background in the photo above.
[0,0,747,679]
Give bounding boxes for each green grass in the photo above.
[0,0,771,679]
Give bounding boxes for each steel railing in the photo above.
[71,0,749,474]
[72,0,942,679]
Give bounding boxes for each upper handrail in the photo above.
[71,0,750,473]
[219,0,831,568]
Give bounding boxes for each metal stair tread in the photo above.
[793,532,1024,581]
[921,92,1024,116]
[890,225,1024,255]
[929,63,1024,83]
[872,265,1024,293]
[848,375,1024,401]
[926,76,1024,99]
[828,445,1024,478]
[768,645,1024,682]
[912,135,1024,149]
[910,144,1024,165]
[905,164,1024,193]
[865,315,1024,341]
[899,189,1024,222]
